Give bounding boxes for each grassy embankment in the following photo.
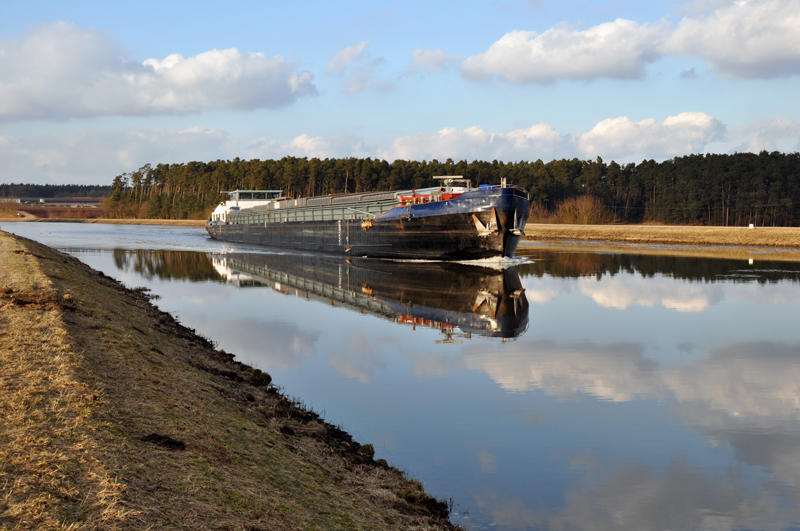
[0,229,454,530]
[524,223,800,247]
[522,223,800,262]
[1,200,204,225]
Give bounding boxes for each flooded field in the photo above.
[7,222,800,531]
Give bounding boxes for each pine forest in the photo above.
[94,151,800,226]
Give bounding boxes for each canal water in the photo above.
[7,222,800,531]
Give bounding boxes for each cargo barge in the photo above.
[206,177,529,260]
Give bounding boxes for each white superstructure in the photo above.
[210,190,283,223]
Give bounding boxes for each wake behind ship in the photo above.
[206,176,529,260]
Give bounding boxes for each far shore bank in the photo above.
[524,223,800,249]
[0,217,207,226]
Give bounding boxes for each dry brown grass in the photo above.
[0,229,456,530]
[529,196,617,225]
[0,200,19,219]
[525,223,800,249]
[0,236,128,530]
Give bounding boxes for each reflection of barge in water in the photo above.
[206,177,530,260]
[211,253,529,340]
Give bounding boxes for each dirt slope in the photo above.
[0,229,454,530]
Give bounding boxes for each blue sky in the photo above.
[1,0,799,184]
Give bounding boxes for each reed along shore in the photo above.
[0,229,456,531]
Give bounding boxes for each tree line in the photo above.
[97,151,800,226]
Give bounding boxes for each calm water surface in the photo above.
[7,222,800,531]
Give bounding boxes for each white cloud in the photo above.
[326,332,386,384]
[378,114,724,162]
[461,19,667,82]
[728,279,800,306]
[0,22,316,121]
[463,341,664,400]
[0,128,240,184]
[459,1,800,83]
[577,112,725,160]
[578,276,724,312]
[668,0,800,78]
[3,127,375,184]
[478,451,498,473]
[184,315,319,372]
[377,124,567,161]
[524,284,565,304]
[325,41,387,93]
[665,342,800,425]
[676,0,741,14]
[247,133,373,160]
[407,353,465,378]
[326,41,371,74]
[410,47,460,72]
[8,110,794,184]
[729,118,800,153]
[463,337,800,434]
[473,490,542,530]
[546,458,800,531]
